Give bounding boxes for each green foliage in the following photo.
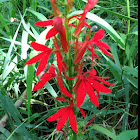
[0,0,138,139]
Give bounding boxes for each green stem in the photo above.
[126,0,130,34]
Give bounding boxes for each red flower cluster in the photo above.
[25,0,115,133]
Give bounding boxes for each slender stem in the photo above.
[127,0,130,34]
[64,3,78,139]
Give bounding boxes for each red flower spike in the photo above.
[51,0,61,16]
[47,101,77,133]
[25,42,53,76]
[33,65,56,91]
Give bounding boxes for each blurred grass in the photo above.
[0,0,138,139]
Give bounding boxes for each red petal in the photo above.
[69,109,77,133]
[88,79,112,93]
[85,81,99,107]
[88,68,97,77]
[79,107,86,118]
[69,24,76,27]
[31,41,52,52]
[59,31,69,52]
[46,27,58,39]
[94,41,111,50]
[92,29,104,40]
[40,73,52,81]
[48,64,56,74]
[56,108,69,131]
[84,0,98,14]
[73,19,85,37]
[96,78,115,86]
[36,51,52,76]
[96,90,100,99]
[47,107,67,122]
[35,20,53,27]
[56,51,63,73]
[76,81,86,107]
[25,52,45,65]
[33,78,50,91]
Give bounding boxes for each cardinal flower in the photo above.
[35,16,69,52]
[74,68,115,107]
[33,64,56,91]
[47,97,86,133]
[73,0,98,36]
[47,98,77,132]
[25,42,53,76]
[73,29,114,64]
[89,29,114,59]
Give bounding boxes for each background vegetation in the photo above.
[0,0,138,139]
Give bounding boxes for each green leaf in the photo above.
[0,0,11,3]
[115,129,138,140]
[123,66,138,77]
[123,72,138,88]
[44,82,58,98]
[26,64,35,122]
[27,8,47,21]
[86,124,117,140]
[0,126,14,140]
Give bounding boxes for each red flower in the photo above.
[35,16,69,52]
[33,64,56,91]
[89,29,114,59]
[73,29,114,64]
[73,0,98,36]
[25,42,53,76]
[75,68,115,107]
[47,97,86,132]
[47,98,77,133]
